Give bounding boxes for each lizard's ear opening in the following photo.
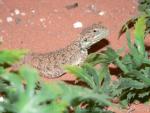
[84,39,88,41]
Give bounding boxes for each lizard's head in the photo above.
[79,24,109,49]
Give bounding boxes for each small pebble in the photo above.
[65,2,78,10]
[31,10,35,14]
[90,4,96,11]
[87,4,97,12]
[40,18,46,22]
[98,11,105,16]
[14,9,20,15]
[6,16,13,23]
[73,21,83,28]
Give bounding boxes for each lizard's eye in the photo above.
[93,29,97,32]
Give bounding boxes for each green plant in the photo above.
[119,0,150,37]
[0,50,112,113]
[0,49,27,65]
[114,16,150,106]
[66,16,150,108]
[138,0,150,15]
[138,0,150,33]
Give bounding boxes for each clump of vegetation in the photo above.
[119,0,150,37]
[138,0,150,33]
[66,16,150,108]
[138,0,150,15]
[0,53,112,112]
[111,16,150,106]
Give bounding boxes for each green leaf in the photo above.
[82,64,100,90]
[115,58,129,74]
[138,92,150,98]
[64,65,96,89]
[98,65,109,85]
[19,65,39,97]
[118,17,138,38]
[0,66,5,74]
[65,63,110,93]
[0,49,27,65]
[134,16,146,55]
[126,70,150,86]
[118,77,145,90]
[58,82,111,106]
[0,72,24,96]
[85,47,119,66]
[127,92,136,102]
[125,27,143,66]
[75,106,113,113]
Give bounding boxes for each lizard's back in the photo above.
[26,41,87,78]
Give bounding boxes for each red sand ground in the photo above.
[0,0,150,113]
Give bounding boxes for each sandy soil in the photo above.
[0,0,150,113]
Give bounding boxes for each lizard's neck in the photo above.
[67,37,86,52]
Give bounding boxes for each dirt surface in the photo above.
[0,0,150,113]
[0,0,138,80]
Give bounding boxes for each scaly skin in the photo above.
[20,23,109,78]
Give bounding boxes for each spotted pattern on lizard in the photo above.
[19,23,109,78]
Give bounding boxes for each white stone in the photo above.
[98,11,105,16]
[14,9,20,15]
[40,18,46,22]
[73,21,83,28]
[6,16,13,22]
[31,10,35,13]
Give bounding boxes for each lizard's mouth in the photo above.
[85,38,103,49]
[92,37,105,44]
[81,35,105,49]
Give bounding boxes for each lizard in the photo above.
[18,23,109,78]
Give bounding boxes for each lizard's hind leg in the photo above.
[40,66,65,78]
